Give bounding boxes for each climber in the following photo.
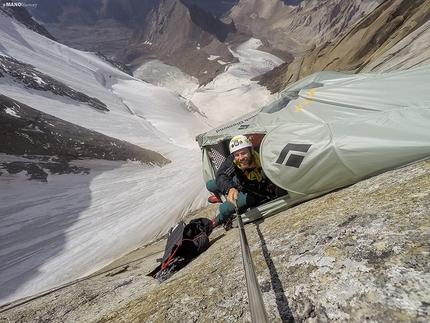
[206,134,285,229]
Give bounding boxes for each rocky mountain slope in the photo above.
[258,0,430,93]
[117,0,383,84]
[117,0,238,84]
[1,158,429,322]
[0,47,164,166]
[17,0,242,84]
[0,53,169,182]
[20,0,383,86]
[228,0,382,58]
[0,94,169,167]
[20,0,239,58]
[20,0,160,55]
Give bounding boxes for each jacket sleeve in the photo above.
[215,154,237,195]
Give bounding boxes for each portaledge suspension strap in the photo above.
[236,207,269,323]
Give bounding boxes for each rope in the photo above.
[236,207,269,322]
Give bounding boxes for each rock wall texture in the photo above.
[119,0,237,85]
[259,0,430,93]
[229,0,381,57]
[1,159,429,322]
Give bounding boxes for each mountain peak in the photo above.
[118,0,237,84]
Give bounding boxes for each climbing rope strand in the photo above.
[236,208,269,322]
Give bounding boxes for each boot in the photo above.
[222,213,238,231]
[207,194,222,203]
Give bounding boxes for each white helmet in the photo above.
[229,135,252,154]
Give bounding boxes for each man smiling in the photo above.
[206,135,282,229]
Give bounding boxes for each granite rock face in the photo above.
[259,0,430,93]
[229,0,381,58]
[1,159,428,322]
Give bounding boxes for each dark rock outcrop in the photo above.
[180,0,236,42]
[282,0,303,5]
[0,94,170,166]
[95,52,133,76]
[0,55,108,111]
[181,0,239,18]
[0,159,91,182]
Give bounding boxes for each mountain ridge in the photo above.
[257,0,430,93]
[117,0,237,84]
[18,0,383,86]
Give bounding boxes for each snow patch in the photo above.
[4,107,20,118]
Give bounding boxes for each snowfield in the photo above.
[0,13,281,305]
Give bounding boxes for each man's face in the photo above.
[233,148,252,169]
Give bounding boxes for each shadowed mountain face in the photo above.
[26,0,241,23]
[17,0,160,55]
[16,0,383,87]
[19,0,242,81]
[20,0,159,26]
[117,0,238,84]
[181,0,239,17]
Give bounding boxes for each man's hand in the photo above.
[227,187,239,207]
